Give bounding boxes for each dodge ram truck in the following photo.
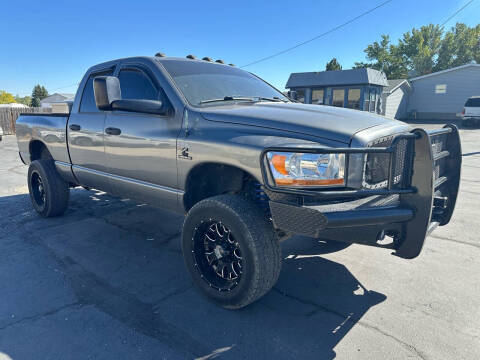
[16,54,462,309]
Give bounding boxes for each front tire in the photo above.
[181,195,281,309]
[27,160,70,217]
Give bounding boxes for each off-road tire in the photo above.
[27,160,70,217]
[182,194,282,309]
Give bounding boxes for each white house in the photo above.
[40,93,75,108]
[0,103,28,108]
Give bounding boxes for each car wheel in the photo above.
[27,160,70,217]
[182,194,282,309]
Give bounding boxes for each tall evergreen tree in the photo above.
[30,85,49,107]
[325,58,342,71]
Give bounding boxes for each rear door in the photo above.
[68,67,115,191]
[104,62,182,210]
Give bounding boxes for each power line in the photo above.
[50,83,79,92]
[240,0,394,68]
[441,0,475,27]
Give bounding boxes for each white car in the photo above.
[462,96,480,126]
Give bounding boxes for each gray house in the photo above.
[407,63,480,120]
[286,68,388,114]
[381,79,411,119]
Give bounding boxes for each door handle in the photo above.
[105,127,121,136]
[69,124,81,131]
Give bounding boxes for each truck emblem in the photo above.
[178,146,192,160]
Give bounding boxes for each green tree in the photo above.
[325,58,342,71]
[14,95,32,106]
[397,24,443,76]
[0,90,16,104]
[355,23,479,78]
[30,84,49,107]
[436,23,480,71]
[353,35,407,78]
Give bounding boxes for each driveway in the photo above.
[0,127,479,359]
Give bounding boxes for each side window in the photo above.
[79,69,114,113]
[118,68,158,100]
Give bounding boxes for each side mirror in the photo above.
[288,90,298,101]
[110,99,166,115]
[94,76,121,110]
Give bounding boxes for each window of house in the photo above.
[369,89,376,112]
[312,89,324,105]
[347,89,361,110]
[364,89,370,111]
[79,68,114,112]
[435,84,447,94]
[118,68,159,100]
[332,89,345,107]
[294,88,306,103]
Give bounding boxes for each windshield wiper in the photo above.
[199,96,289,105]
[199,96,256,104]
[257,97,288,103]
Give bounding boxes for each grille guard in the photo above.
[261,124,462,259]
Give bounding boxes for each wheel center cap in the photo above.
[214,245,227,259]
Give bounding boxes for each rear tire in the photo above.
[27,160,70,217]
[181,194,281,309]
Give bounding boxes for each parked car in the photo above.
[15,55,462,309]
[0,126,3,141]
[462,96,480,126]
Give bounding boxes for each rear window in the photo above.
[80,68,114,112]
[465,98,480,107]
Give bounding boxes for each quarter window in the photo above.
[79,69,114,113]
[118,68,158,100]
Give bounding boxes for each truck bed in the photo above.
[16,113,70,165]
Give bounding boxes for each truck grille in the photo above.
[363,135,412,189]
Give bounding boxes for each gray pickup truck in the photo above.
[16,54,461,309]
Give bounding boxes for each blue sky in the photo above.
[2,0,479,96]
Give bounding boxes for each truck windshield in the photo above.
[160,59,288,106]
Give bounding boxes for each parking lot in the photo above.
[0,123,479,360]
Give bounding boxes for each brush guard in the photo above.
[262,124,462,259]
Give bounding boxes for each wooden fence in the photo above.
[0,107,52,135]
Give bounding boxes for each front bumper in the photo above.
[263,125,462,259]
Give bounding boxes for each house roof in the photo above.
[384,79,411,93]
[409,63,480,82]
[40,93,75,103]
[286,68,388,88]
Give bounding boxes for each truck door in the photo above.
[104,64,182,211]
[68,67,115,192]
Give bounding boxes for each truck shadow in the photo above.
[0,189,387,360]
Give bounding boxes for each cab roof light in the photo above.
[186,54,197,59]
[228,63,236,67]
[215,59,225,64]
[155,52,166,57]
[202,57,213,62]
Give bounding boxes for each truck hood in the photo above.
[200,102,406,144]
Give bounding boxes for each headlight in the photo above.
[266,151,345,187]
